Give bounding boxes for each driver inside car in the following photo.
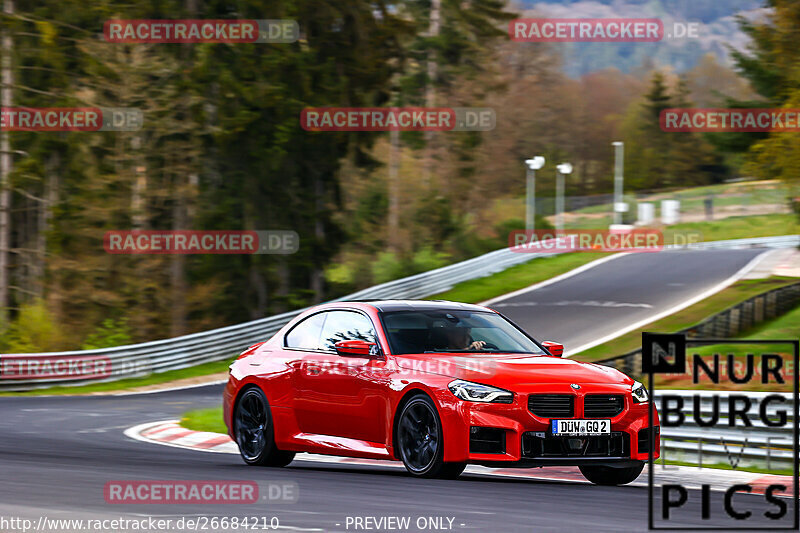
[430,322,487,351]
[447,326,487,351]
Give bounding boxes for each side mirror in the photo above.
[334,340,381,358]
[542,340,564,357]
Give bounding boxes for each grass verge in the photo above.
[182,405,226,434]
[661,459,793,477]
[574,276,799,363]
[425,252,608,303]
[665,214,798,243]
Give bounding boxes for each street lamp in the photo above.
[612,141,624,225]
[525,156,545,230]
[555,163,573,231]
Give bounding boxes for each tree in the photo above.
[0,0,14,324]
[622,71,722,190]
[730,0,800,189]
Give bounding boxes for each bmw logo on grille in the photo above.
[570,383,581,390]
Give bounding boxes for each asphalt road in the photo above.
[489,248,767,354]
[0,247,789,533]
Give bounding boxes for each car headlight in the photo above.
[631,380,649,403]
[448,379,514,404]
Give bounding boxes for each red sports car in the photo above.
[223,300,659,485]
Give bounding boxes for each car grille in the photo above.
[528,394,574,418]
[521,431,629,458]
[583,394,624,418]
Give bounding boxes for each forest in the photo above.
[0,0,797,352]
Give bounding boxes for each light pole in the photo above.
[525,157,545,230]
[612,141,624,225]
[555,163,573,231]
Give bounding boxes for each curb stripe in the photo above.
[158,430,195,442]
[194,435,234,449]
[126,419,795,496]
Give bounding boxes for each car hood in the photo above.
[395,353,632,390]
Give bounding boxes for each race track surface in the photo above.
[490,248,766,354]
[0,248,783,532]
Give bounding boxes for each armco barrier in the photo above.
[654,391,795,469]
[1,234,797,390]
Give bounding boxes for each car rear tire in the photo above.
[234,387,295,467]
[579,462,644,485]
[396,394,466,479]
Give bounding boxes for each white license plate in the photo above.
[551,419,611,436]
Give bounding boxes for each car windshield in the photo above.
[381,310,545,355]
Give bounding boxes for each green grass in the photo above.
[665,214,798,243]
[0,358,231,396]
[688,302,800,357]
[575,277,799,363]
[572,181,792,217]
[564,213,797,237]
[426,252,608,303]
[182,406,226,434]
[744,303,800,340]
[564,216,612,229]
[661,459,794,476]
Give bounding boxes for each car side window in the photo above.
[319,311,376,352]
[284,312,327,350]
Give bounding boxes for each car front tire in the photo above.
[233,387,295,467]
[396,394,466,479]
[579,462,644,485]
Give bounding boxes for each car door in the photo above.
[292,309,388,444]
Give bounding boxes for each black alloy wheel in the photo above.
[234,387,295,467]
[397,395,465,479]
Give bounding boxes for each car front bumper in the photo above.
[436,383,660,466]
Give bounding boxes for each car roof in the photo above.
[339,299,491,313]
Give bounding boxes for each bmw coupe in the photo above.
[223,300,659,485]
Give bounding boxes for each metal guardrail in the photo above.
[654,391,795,469]
[599,278,800,377]
[1,234,798,390]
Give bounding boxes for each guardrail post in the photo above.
[767,291,777,319]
